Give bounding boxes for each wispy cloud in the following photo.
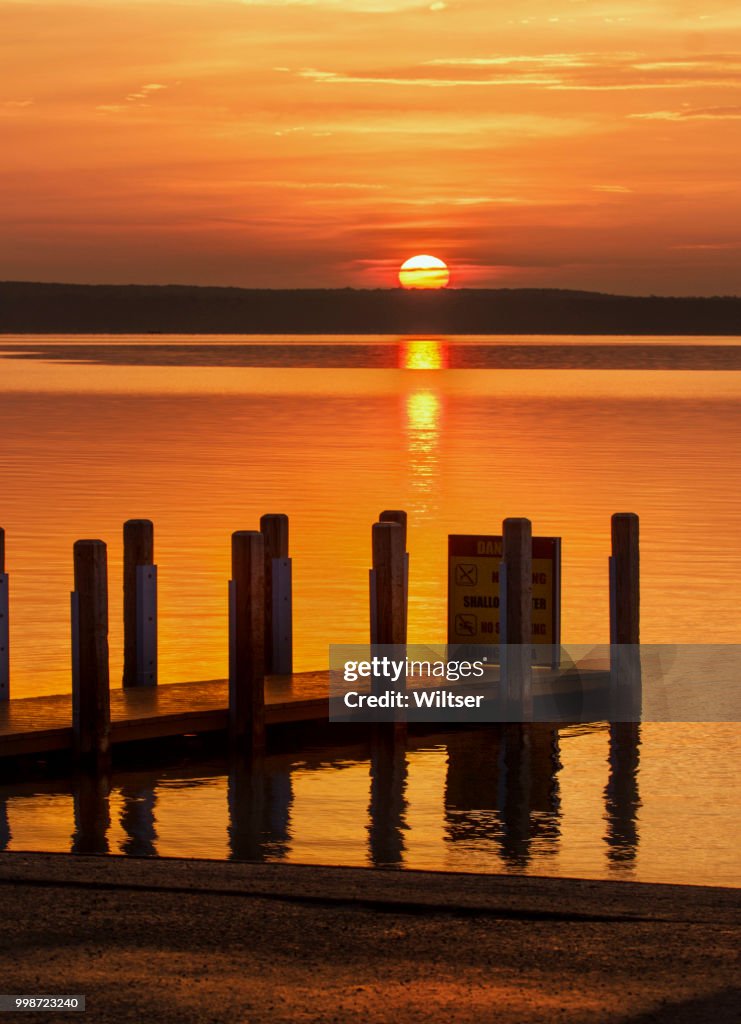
[670,241,741,250]
[299,52,741,91]
[631,105,741,120]
[125,83,168,103]
[97,83,169,114]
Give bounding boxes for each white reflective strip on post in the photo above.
[0,573,8,701]
[71,590,80,730]
[369,568,377,645]
[552,537,562,669]
[499,560,508,687]
[608,555,617,647]
[228,579,236,704]
[608,554,617,682]
[272,557,293,675]
[136,564,158,686]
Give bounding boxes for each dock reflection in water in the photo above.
[228,757,293,862]
[604,723,641,870]
[368,730,409,867]
[1,723,698,883]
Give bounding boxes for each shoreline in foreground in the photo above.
[1,852,738,1023]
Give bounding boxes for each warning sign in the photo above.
[447,534,561,656]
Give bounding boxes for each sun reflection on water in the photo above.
[400,338,449,370]
[405,389,441,516]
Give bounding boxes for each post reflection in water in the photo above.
[368,732,408,867]
[445,726,562,868]
[72,774,111,855]
[0,795,10,852]
[227,756,293,862]
[604,722,641,870]
[119,782,158,857]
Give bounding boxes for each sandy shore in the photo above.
[0,853,738,1023]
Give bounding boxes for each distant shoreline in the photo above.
[2,281,740,335]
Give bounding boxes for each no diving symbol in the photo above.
[455,563,477,586]
[455,613,477,637]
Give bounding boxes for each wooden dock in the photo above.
[0,672,329,760]
[0,509,637,771]
[0,665,614,762]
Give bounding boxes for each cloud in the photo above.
[96,83,169,114]
[630,105,741,119]
[125,83,168,103]
[670,242,741,250]
[298,51,741,91]
[299,67,560,87]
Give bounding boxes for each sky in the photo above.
[1,0,740,293]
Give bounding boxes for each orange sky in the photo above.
[1,0,740,293]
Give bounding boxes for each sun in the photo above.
[399,255,450,290]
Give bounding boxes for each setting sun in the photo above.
[399,255,450,290]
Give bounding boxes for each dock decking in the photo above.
[0,673,330,758]
[0,664,613,761]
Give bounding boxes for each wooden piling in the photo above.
[230,531,266,756]
[372,521,406,645]
[371,521,407,743]
[379,509,407,550]
[503,517,533,716]
[379,510,408,638]
[0,528,8,702]
[610,513,641,718]
[260,513,291,674]
[611,513,640,645]
[72,539,111,770]
[123,519,155,687]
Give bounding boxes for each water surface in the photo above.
[2,334,740,697]
[1,723,738,887]
[1,334,739,885]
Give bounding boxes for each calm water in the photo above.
[1,334,739,884]
[1,724,739,887]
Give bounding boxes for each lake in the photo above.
[0,334,739,885]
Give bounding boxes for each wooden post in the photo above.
[379,509,407,550]
[380,510,409,639]
[260,513,292,675]
[502,517,533,717]
[72,539,111,771]
[371,521,406,743]
[123,519,156,687]
[610,513,641,718]
[372,521,406,646]
[230,531,266,757]
[610,513,640,645]
[0,528,8,701]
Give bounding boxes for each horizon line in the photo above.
[2,281,740,301]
